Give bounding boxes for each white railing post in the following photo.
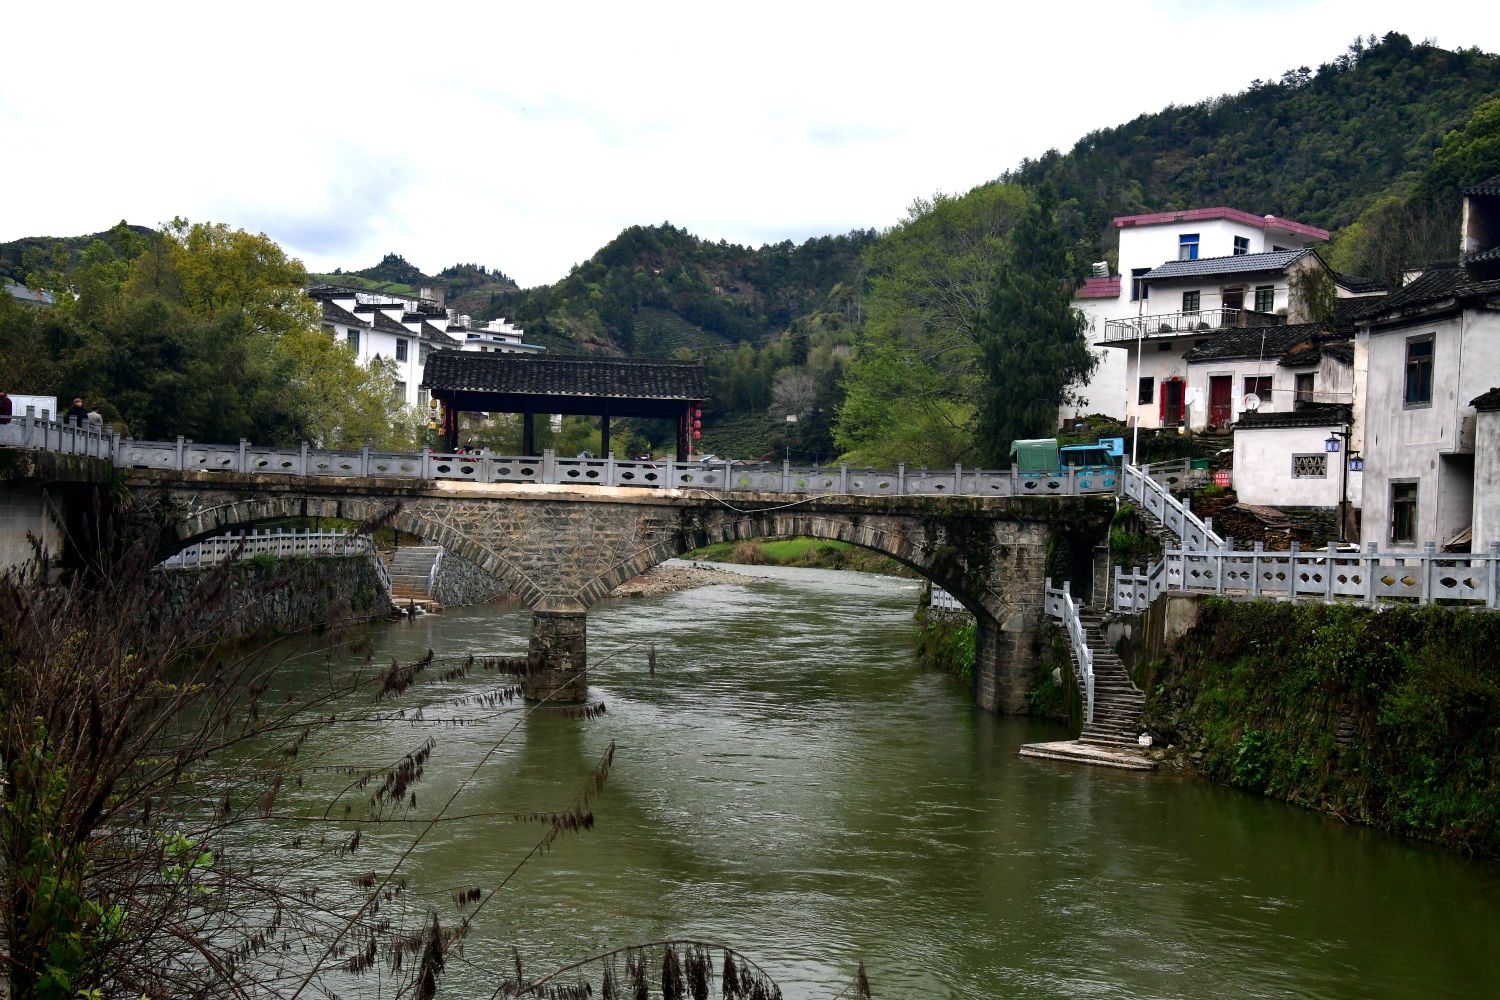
[542,448,556,484]
[174,435,185,472]
[1421,542,1436,604]
[1489,542,1500,611]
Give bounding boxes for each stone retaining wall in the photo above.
[433,548,511,607]
[159,555,388,642]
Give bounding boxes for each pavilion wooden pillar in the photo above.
[675,406,689,462]
[522,413,535,455]
[600,404,611,458]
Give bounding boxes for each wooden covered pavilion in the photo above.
[420,351,710,460]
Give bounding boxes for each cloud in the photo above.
[1,0,1498,287]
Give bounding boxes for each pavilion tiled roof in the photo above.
[1463,174,1500,196]
[422,352,709,399]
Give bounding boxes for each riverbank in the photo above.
[609,561,755,598]
[684,537,913,576]
[1138,598,1500,858]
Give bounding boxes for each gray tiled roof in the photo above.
[1472,387,1500,412]
[1353,265,1500,321]
[1236,402,1351,430]
[1144,249,1308,282]
[1182,322,1333,363]
[320,300,368,328]
[422,352,709,399]
[1279,340,1354,368]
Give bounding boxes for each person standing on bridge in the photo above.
[64,397,87,427]
[0,390,11,425]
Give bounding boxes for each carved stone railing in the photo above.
[1044,578,1094,724]
[1120,462,1223,552]
[3,415,1127,499]
[1114,541,1500,612]
[158,528,392,596]
[0,412,115,461]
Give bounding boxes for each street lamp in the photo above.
[1324,427,1358,543]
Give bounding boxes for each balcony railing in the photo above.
[1101,307,1280,345]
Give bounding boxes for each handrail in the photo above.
[159,528,373,568]
[1121,462,1222,551]
[426,546,444,599]
[1043,578,1094,725]
[1114,540,1500,612]
[2,414,1126,499]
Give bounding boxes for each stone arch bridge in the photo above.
[128,469,1111,712]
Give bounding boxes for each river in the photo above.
[244,562,1500,999]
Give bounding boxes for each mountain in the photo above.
[480,223,877,356]
[309,253,520,316]
[0,222,156,283]
[1005,33,1500,265]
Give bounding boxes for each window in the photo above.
[345,329,360,352]
[417,387,429,409]
[1292,454,1328,478]
[1130,267,1152,302]
[1244,376,1272,404]
[394,380,407,401]
[1404,336,1434,406]
[396,337,409,362]
[1178,234,1200,261]
[1254,285,1275,312]
[1272,245,1291,253]
[1390,481,1418,544]
[1138,377,1155,404]
[1182,290,1200,313]
[1157,341,1173,352]
[419,342,432,364]
[1295,372,1315,403]
[1233,236,1250,256]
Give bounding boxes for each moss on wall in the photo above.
[1030,623,1082,729]
[913,608,976,687]
[1146,599,1500,857]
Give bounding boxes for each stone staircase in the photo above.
[387,545,443,612]
[1076,612,1146,749]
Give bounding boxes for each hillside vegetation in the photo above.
[1009,33,1500,268]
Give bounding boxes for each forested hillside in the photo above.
[1008,33,1500,266]
[0,223,156,284]
[481,223,876,355]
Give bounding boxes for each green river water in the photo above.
[246,562,1500,998]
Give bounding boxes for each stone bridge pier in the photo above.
[132,473,1111,711]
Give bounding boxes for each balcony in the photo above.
[1101,308,1279,346]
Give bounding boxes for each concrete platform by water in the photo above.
[1018,740,1157,771]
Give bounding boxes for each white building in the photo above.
[1068,207,1329,423]
[310,286,543,411]
[1353,175,1500,551]
[1101,250,1382,434]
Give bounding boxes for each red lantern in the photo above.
[692,430,701,440]
[693,419,701,429]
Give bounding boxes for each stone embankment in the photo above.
[160,555,388,642]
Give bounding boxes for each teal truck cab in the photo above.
[1009,437,1124,475]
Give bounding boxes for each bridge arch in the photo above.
[574,510,1013,627]
[155,495,547,607]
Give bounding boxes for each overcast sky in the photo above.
[2,1,1497,288]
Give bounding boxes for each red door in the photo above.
[1209,375,1233,428]
[1161,378,1185,426]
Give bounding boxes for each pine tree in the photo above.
[973,186,1095,466]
